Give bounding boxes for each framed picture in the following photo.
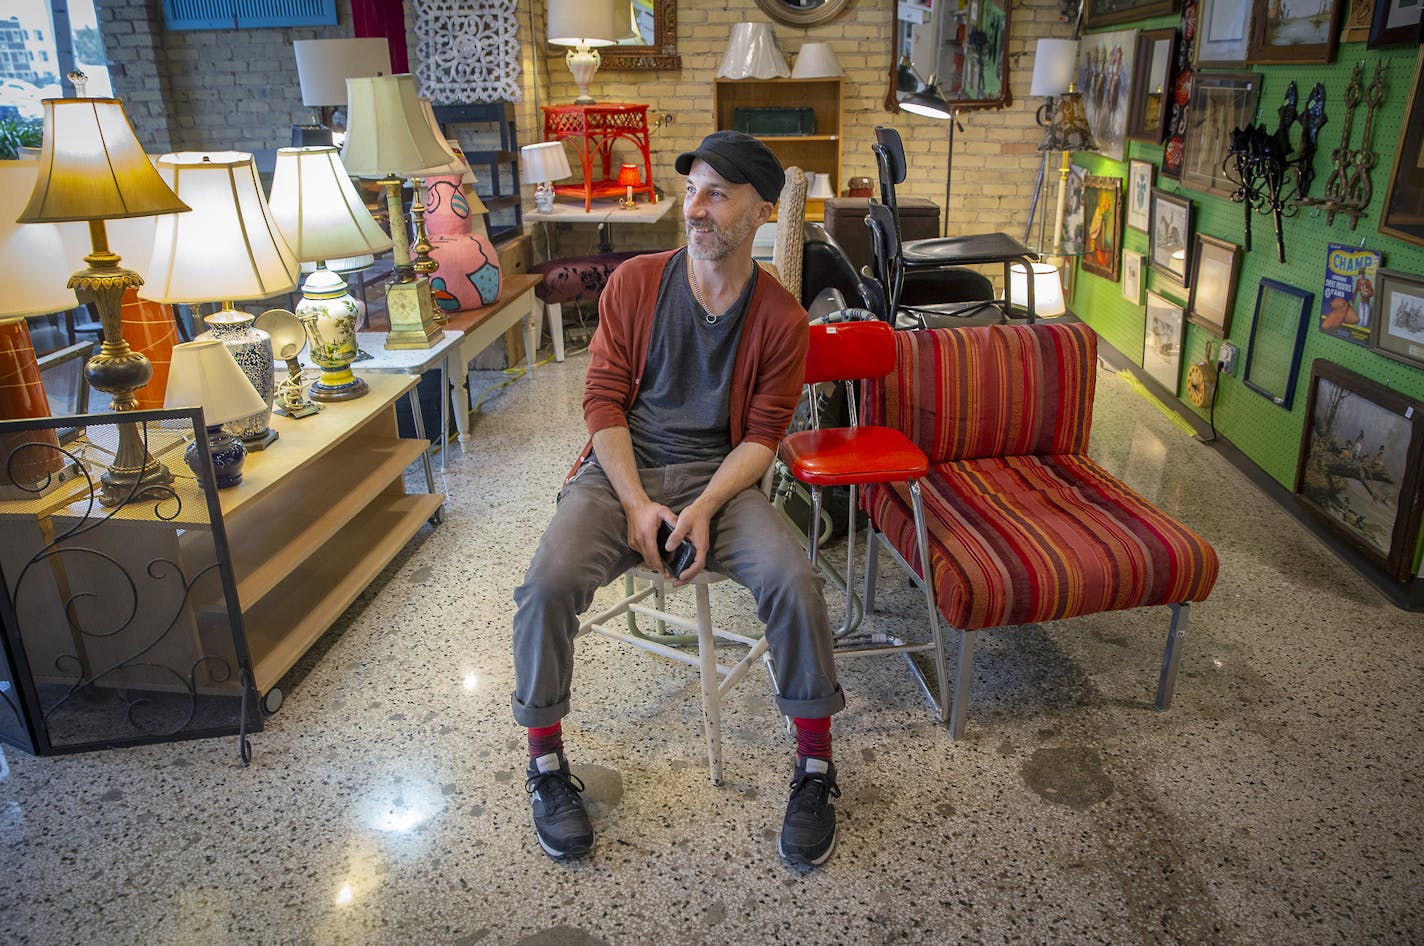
[1081,175,1123,282]
[1243,278,1312,409]
[1058,165,1087,256]
[1319,242,1383,347]
[1123,249,1145,304]
[1379,48,1424,249]
[1084,0,1179,28]
[1370,0,1424,47]
[1343,0,1377,43]
[1179,72,1262,199]
[1148,188,1192,286]
[1078,28,1140,162]
[1249,0,1345,63]
[1294,359,1424,582]
[1143,291,1186,394]
[1185,234,1243,337]
[1127,29,1178,143]
[1369,268,1424,370]
[1197,0,1254,67]
[1126,159,1154,233]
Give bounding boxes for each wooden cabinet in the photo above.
[713,77,842,222]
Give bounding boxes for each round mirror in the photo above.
[754,0,850,27]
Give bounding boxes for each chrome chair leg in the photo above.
[909,479,950,725]
[863,527,881,613]
[949,628,976,740]
[1155,603,1190,711]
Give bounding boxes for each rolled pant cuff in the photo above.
[512,694,570,729]
[773,685,846,721]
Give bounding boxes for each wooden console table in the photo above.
[542,103,655,211]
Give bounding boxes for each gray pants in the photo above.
[512,459,845,728]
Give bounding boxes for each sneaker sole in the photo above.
[536,831,595,861]
[778,823,837,866]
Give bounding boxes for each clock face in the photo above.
[1187,362,1214,407]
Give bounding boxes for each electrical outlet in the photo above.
[1219,341,1240,376]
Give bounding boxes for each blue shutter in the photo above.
[161,0,338,30]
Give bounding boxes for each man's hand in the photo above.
[666,501,714,585]
[626,498,677,575]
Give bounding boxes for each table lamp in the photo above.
[0,161,77,489]
[164,338,267,489]
[267,145,393,401]
[409,97,474,285]
[292,38,393,146]
[16,94,191,507]
[341,73,453,350]
[141,151,301,449]
[1036,57,1097,260]
[617,163,640,210]
[547,0,619,104]
[1009,262,1067,319]
[521,141,572,213]
[254,308,319,418]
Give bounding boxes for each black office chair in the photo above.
[872,125,1038,321]
[865,200,1008,328]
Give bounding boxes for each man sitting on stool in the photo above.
[511,131,845,866]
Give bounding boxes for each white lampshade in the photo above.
[141,151,300,304]
[520,142,573,184]
[301,254,375,275]
[164,338,267,426]
[340,74,456,179]
[414,99,476,183]
[717,23,791,80]
[790,42,843,79]
[1031,39,1079,97]
[547,0,619,46]
[1010,262,1067,318]
[0,162,78,317]
[293,38,393,107]
[268,146,393,263]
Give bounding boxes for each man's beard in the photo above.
[686,210,758,261]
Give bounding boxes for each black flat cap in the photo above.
[675,130,785,203]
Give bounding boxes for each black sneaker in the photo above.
[525,752,595,860]
[779,757,841,866]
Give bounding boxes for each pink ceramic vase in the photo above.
[419,175,501,312]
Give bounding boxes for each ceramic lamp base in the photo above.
[309,368,370,402]
[186,425,247,489]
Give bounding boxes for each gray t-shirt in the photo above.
[625,249,756,468]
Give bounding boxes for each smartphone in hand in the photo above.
[656,521,697,579]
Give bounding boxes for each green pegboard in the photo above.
[1066,37,1424,574]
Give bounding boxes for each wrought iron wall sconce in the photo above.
[1225,122,1297,263]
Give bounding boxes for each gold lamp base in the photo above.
[384,277,444,350]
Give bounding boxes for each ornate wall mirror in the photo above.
[596,0,681,70]
[754,0,852,26]
[887,0,1012,112]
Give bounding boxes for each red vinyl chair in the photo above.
[778,317,952,720]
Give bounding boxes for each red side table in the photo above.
[542,103,656,211]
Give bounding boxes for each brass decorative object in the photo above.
[1305,61,1385,229]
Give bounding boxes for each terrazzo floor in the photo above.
[3,344,1422,946]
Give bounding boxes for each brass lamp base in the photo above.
[384,277,444,350]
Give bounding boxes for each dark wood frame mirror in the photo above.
[1127,28,1178,143]
[886,0,1012,113]
[578,0,681,70]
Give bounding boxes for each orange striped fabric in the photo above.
[861,323,1218,631]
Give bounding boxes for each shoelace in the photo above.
[526,769,587,811]
[788,772,842,812]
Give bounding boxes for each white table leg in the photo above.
[453,345,472,444]
[547,301,565,362]
[522,290,538,376]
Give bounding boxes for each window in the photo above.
[0,0,111,120]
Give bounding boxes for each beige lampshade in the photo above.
[268,146,393,263]
[415,99,473,180]
[790,42,843,79]
[1030,39,1079,97]
[164,338,267,426]
[17,98,189,224]
[293,38,393,107]
[141,152,300,304]
[1010,262,1067,318]
[0,162,78,316]
[547,0,619,46]
[340,74,456,179]
[520,141,573,184]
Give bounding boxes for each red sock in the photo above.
[793,717,832,762]
[528,723,563,760]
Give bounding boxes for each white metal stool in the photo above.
[577,568,774,785]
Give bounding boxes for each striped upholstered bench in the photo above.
[859,321,1219,738]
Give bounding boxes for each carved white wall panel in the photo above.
[414,0,522,104]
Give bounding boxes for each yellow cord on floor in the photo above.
[1116,369,1198,437]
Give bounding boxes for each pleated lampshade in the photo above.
[340,74,454,179]
[268,146,393,264]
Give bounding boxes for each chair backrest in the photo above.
[865,199,906,318]
[873,126,907,236]
[805,319,897,385]
[771,166,808,300]
[863,323,1099,463]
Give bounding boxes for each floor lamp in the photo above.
[897,72,961,238]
